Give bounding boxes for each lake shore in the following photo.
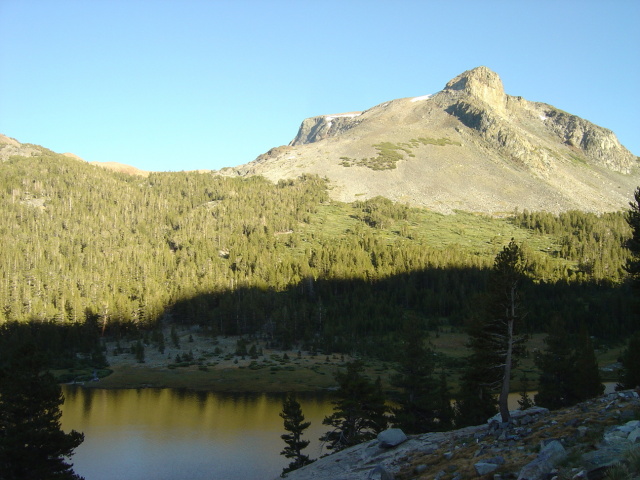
[73,326,379,393]
[64,327,621,394]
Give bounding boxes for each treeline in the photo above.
[0,150,635,356]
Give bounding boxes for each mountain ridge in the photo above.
[227,66,638,214]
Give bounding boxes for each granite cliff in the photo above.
[229,67,638,214]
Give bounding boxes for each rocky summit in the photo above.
[228,67,638,214]
[280,390,640,480]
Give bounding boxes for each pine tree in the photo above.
[491,239,527,422]
[517,372,534,410]
[617,331,640,390]
[435,370,454,431]
[320,360,387,452]
[0,342,84,479]
[625,187,640,292]
[455,239,526,425]
[535,320,603,409]
[617,187,640,391]
[279,394,313,476]
[572,325,604,402]
[391,315,440,433]
[534,318,575,409]
[454,352,498,428]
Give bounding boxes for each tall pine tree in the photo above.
[619,187,640,390]
[455,239,527,425]
[534,317,575,409]
[391,315,443,433]
[617,331,640,390]
[535,320,603,409]
[0,342,84,480]
[625,187,640,293]
[279,394,313,476]
[571,324,604,402]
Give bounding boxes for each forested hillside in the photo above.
[0,149,635,356]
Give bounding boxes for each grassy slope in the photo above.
[302,202,569,268]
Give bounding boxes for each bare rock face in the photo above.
[443,66,507,114]
[440,67,634,176]
[542,109,635,173]
[289,112,362,146]
[229,66,638,214]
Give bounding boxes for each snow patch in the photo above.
[539,114,547,121]
[325,112,361,121]
[411,93,435,102]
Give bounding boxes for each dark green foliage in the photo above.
[572,325,604,401]
[625,188,640,284]
[0,341,84,480]
[0,150,636,361]
[517,372,534,410]
[279,394,314,476]
[132,340,145,363]
[454,361,498,428]
[249,344,258,359]
[235,338,248,357]
[435,370,454,430]
[338,138,459,170]
[320,361,387,452]
[0,321,105,372]
[455,240,527,425]
[534,317,575,409]
[616,189,640,391]
[492,240,527,422]
[391,315,445,433]
[616,331,640,390]
[353,196,410,229]
[535,320,603,409]
[513,209,631,282]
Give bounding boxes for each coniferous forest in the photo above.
[0,149,636,361]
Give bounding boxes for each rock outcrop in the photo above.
[289,112,363,146]
[233,67,638,214]
[279,390,640,480]
[440,67,634,175]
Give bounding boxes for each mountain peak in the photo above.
[444,66,506,111]
[231,67,638,214]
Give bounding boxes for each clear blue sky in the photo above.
[1,0,638,172]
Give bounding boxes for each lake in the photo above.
[61,386,334,480]
[61,383,617,480]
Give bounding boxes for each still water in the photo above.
[61,386,334,480]
[61,384,617,480]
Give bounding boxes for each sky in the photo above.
[1,0,638,172]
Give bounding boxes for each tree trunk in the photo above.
[499,285,516,423]
[499,319,513,422]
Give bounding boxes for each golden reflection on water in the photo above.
[60,386,334,480]
[62,385,616,480]
[62,387,327,431]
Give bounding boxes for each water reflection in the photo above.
[61,384,617,480]
[61,386,333,480]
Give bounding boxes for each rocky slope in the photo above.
[229,67,638,214]
[280,390,640,480]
